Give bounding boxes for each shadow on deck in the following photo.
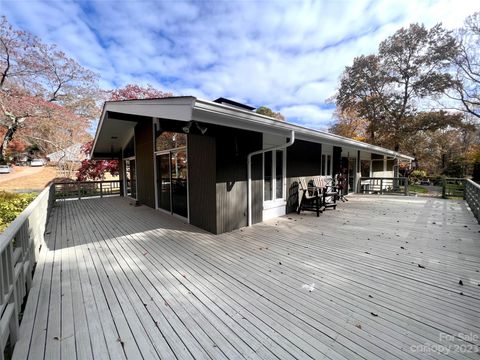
[12,195,480,360]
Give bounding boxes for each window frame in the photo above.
[263,149,286,204]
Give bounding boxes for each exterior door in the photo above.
[156,149,188,218]
[157,153,171,212]
[171,149,188,217]
[348,157,356,193]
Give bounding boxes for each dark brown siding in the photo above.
[286,140,322,212]
[134,119,155,208]
[286,140,322,177]
[188,134,217,233]
[214,126,262,234]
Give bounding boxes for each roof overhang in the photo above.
[92,97,195,159]
[192,99,414,161]
[92,96,414,161]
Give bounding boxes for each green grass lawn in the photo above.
[408,184,428,193]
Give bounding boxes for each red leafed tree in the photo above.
[76,141,119,181]
[77,84,172,180]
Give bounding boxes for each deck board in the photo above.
[12,195,480,360]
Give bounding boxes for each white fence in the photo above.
[0,185,55,359]
[465,179,480,223]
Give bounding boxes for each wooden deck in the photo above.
[12,195,480,360]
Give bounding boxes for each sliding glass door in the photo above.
[156,148,188,218]
[157,153,171,212]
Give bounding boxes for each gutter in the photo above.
[247,130,295,227]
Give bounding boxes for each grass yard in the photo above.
[408,184,428,193]
[0,166,58,191]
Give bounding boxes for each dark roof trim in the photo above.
[213,97,256,111]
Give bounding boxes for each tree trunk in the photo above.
[0,123,17,161]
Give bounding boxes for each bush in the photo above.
[0,192,37,232]
[409,169,428,184]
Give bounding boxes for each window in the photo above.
[327,155,331,176]
[156,131,186,152]
[264,151,272,201]
[264,150,285,201]
[275,150,283,199]
[361,160,370,177]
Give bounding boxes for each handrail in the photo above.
[358,177,409,196]
[54,180,121,200]
[465,179,480,223]
[0,184,55,356]
[442,177,465,199]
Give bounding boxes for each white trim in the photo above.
[263,203,287,221]
[247,131,295,227]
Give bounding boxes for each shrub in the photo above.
[0,192,37,232]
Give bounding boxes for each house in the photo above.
[92,96,413,234]
[47,143,85,164]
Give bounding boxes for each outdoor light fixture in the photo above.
[182,121,208,134]
[195,122,208,135]
[182,121,192,133]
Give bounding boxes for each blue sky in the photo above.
[2,0,478,129]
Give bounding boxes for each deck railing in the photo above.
[442,177,466,199]
[358,177,409,196]
[54,180,121,200]
[465,179,480,223]
[0,185,55,357]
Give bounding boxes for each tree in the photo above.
[76,141,119,181]
[255,106,285,121]
[449,12,480,118]
[77,84,173,181]
[335,23,459,151]
[329,108,369,142]
[109,84,172,101]
[0,16,98,161]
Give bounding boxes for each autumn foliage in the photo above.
[76,141,119,181]
[76,84,172,181]
[0,16,97,162]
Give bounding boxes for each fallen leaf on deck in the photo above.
[302,283,315,292]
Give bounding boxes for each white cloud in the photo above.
[2,0,479,130]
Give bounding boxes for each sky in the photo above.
[2,0,479,129]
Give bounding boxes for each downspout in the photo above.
[247,130,295,227]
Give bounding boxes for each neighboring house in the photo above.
[47,143,84,164]
[92,96,413,234]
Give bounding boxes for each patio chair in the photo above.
[317,176,338,210]
[296,177,322,217]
